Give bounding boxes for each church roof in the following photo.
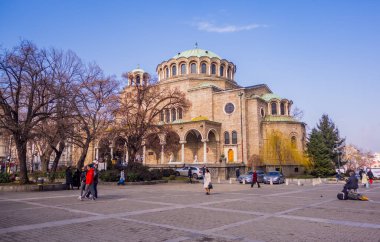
[173,48,221,59]
[260,93,282,102]
[131,68,145,73]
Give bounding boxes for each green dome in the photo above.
[173,48,221,59]
[261,93,282,102]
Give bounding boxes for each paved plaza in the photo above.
[0,182,379,242]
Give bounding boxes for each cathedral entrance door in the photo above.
[228,149,234,163]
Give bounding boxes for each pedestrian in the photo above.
[251,170,261,188]
[335,170,341,183]
[361,172,369,189]
[236,168,240,181]
[359,169,364,181]
[73,168,81,190]
[188,167,192,184]
[80,164,96,201]
[65,166,73,190]
[203,168,212,195]
[367,169,374,186]
[117,169,125,185]
[93,164,99,199]
[78,166,87,199]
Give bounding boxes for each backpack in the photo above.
[337,192,347,200]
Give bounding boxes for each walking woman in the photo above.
[203,168,212,195]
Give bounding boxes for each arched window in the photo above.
[181,63,186,75]
[160,111,164,122]
[135,75,140,85]
[227,67,231,79]
[232,131,237,144]
[178,107,183,119]
[165,109,170,123]
[220,65,224,76]
[224,131,230,144]
[211,64,216,74]
[280,102,285,115]
[172,65,177,76]
[190,63,197,74]
[271,102,277,115]
[171,108,176,122]
[165,68,169,78]
[201,63,207,74]
[291,136,297,149]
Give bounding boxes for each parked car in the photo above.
[238,170,265,184]
[175,166,203,179]
[263,171,285,184]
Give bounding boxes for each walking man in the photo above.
[80,164,96,201]
[188,167,192,184]
[251,170,261,188]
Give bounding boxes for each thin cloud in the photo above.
[195,21,267,33]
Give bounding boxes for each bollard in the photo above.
[318,177,322,184]
[297,180,301,186]
[285,179,289,186]
[243,179,246,184]
[229,178,232,184]
[270,178,273,185]
[218,177,221,184]
[312,179,315,186]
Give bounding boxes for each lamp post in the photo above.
[238,92,244,164]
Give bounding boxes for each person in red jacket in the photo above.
[79,164,96,201]
[251,170,261,188]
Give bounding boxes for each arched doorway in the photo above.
[145,133,161,164]
[185,129,202,163]
[165,131,180,163]
[207,130,218,163]
[98,139,111,163]
[114,137,127,165]
[228,149,234,163]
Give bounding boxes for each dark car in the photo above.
[263,171,285,184]
[238,170,265,184]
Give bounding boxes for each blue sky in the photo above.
[1,0,379,152]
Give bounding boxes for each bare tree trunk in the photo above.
[41,146,54,173]
[49,141,65,182]
[15,136,29,184]
[76,139,91,169]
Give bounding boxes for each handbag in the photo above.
[208,183,213,189]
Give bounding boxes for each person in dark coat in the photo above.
[65,167,73,190]
[93,164,99,198]
[188,167,192,184]
[251,170,261,188]
[78,167,87,199]
[72,168,81,189]
[342,171,358,196]
[367,169,374,185]
[236,168,240,180]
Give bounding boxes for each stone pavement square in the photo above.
[0,182,379,241]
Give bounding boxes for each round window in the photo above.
[224,103,235,114]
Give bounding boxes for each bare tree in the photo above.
[0,41,59,184]
[111,75,190,163]
[71,65,119,169]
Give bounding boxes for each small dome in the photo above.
[261,93,282,102]
[173,48,221,59]
[131,68,145,73]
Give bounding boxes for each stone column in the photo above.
[277,101,281,115]
[110,146,114,159]
[202,139,208,163]
[95,147,99,160]
[179,140,186,163]
[267,102,271,115]
[143,145,146,165]
[285,102,289,116]
[160,142,166,164]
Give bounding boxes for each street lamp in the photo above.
[238,92,244,164]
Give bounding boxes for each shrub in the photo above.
[168,175,176,180]
[99,170,120,182]
[127,172,138,182]
[150,169,163,180]
[162,169,176,177]
[0,173,10,183]
[310,167,336,178]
